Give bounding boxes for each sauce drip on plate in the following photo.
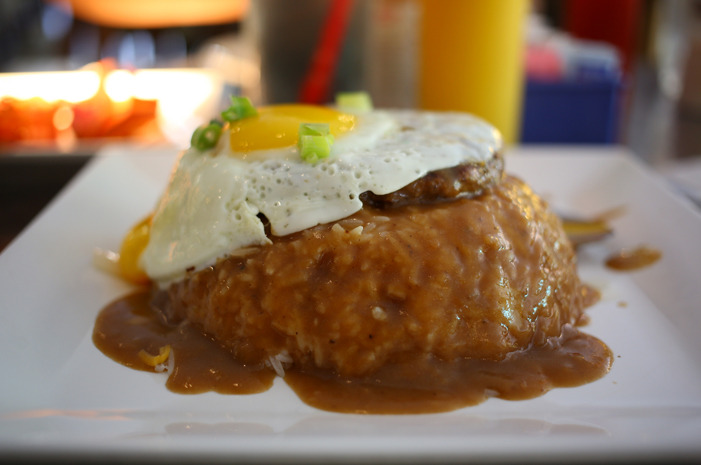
[93,289,612,414]
[93,291,274,394]
[605,246,662,271]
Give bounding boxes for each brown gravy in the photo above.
[605,245,662,271]
[93,290,275,395]
[93,289,612,414]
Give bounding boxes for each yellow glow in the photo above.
[132,69,214,115]
[104,69,135,102]
[0,70,100,103]
[0,68,215,106]
[124,68,222,148]
[229,105,356,153]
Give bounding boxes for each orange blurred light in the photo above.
[0,64,222,146]
[0,71,100,104]
[59,0,249,28]
[52,105,75,131]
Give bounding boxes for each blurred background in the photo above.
[1,0,700,249]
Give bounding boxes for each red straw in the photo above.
[298,0,355,104]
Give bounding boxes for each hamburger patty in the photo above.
[360,153,504,208]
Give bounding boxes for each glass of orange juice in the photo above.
[418,0,528,144]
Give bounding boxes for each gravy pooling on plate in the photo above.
[605,245,662,271]
[94,97,613,414]
[94,285,610,414]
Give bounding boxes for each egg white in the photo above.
[141,109,502,284]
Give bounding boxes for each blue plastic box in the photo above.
[520,78,622,144]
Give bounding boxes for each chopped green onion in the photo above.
[298,122,334,163]
[221,96,258,122]
[191,122,222,151]
[299,135,334,163]
[299,122,331,138]
[335,91,373,112]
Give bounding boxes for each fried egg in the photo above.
[141,104,502,284]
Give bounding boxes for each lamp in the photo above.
[56,0,248,29]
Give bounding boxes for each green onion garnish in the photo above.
[298,123,334,163]
[335,91,373,112]
[299,123,332,138]
[300,135,334,163]
[221,96,258,122]
[190,122,222,151]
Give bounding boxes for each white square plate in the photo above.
[2,145,701,463]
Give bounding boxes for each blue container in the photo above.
[520,78,622,144]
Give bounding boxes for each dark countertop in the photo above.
[0,153,91,251]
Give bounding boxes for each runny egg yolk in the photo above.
[228,104,356,153]
[119,215,152,285]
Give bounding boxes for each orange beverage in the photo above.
[419,0,528,144]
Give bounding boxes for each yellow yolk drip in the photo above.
[228,104,356,154]
[138,345,171,367]
[119,215,152,285]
